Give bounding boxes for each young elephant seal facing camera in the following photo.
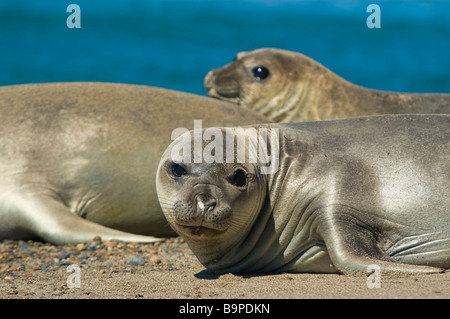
[157,114,450,274]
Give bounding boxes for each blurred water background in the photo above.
[1,0,449,96]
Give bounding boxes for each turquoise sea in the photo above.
[1,0,449,96]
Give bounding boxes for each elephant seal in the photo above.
[156,114,450,274]
[0,82,269,244]
[204,48,450,122]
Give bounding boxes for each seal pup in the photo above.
[156,114,450,274]
[0,82,269,244]
[204,48,450,122]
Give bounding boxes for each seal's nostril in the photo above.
[196,195,217,215]
[207,202,216,214]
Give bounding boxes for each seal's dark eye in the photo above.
[251,66,270,81]
[229,169,247,187]
[170,163,187,177]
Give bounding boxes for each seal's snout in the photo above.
[204,66,241,102]
[196,194,217,216]
[204,70,216,89]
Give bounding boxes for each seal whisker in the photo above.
[156,197,176,206]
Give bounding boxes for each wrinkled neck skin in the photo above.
[245,65,450,123]
[242,65,363,122]
[242,75,312,123]
[187,128,332,274]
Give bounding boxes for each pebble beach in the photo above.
[0,237,448,299]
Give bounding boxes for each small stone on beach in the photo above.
[125,255,147,266]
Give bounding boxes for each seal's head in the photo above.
[156,128,268,267]
[204,48,328,122]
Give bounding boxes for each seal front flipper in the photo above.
[0,194,162,244]
[316,211,445,274]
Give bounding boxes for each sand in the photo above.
[0,237,448,301]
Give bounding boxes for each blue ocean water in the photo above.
[1,0,449,96]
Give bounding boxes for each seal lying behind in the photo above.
[156,114,450,274]
[204,48,450,122]
[0,82,269,244]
